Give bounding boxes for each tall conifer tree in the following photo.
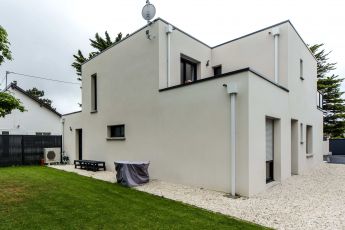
[310,44,345,138]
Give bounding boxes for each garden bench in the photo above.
[74,160,106,172]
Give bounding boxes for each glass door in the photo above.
[266,118,274,183]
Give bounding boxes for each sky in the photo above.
[0,0,344,114]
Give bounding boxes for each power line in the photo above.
[6,71,81,85]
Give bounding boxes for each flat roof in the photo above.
[159,67,289,93]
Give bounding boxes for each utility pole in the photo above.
[5,71,10,89]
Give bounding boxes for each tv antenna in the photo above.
[142,0,156,23]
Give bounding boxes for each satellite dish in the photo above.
[142,1,156,22]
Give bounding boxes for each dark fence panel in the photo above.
[0,135,62,167]
[329,139,345,155]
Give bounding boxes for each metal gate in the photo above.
[0,135,62,167]
[329,139,345,155]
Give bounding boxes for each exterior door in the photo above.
[266,118,274,183]
[76,129,82,160]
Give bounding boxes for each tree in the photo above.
[71,50,87,80]
[0,25,12,65]
[0,25,24,117]
[26,87,55,110]
[0,92,25,117]
[309,44,345,138]
[72,31,124,80]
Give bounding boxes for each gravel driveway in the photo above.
[51,163,345,229]
[136,163,345,230]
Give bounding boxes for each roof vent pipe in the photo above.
[271,27,280,84]
[166,25,173,87]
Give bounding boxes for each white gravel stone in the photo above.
[50,163,345,230]
[49,165,116,183]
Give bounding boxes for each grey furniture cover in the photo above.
[114,161,150,187]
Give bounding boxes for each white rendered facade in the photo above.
[63,19,323,196]
[0,83,62,135]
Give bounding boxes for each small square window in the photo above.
[213,65,222,76]
[1,131,9,135]
[108,125,125,138]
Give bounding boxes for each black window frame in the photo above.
[300,59,304,80]
[108,125,125,138]
[213,65,222,76]
[180,57,197,84]
[36,132,51,136]
[1,131,9,135]
[91,74,98,112]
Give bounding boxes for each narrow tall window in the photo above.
[91,74,97,111]
[300,123,304,144]
[300,59,304,80]
[317,91,323,109]
[180,57,197,84]
[306,125,313,154]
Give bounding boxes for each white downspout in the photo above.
[62,118,65,153]
[225,83,238,197]
[166,25,173,87]
[271,27,280,84]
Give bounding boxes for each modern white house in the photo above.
[0,82,62,135]
[63,18,324,197]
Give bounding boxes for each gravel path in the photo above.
[50,163,345,230]
[49,165,116,183]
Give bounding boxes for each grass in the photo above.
[0,167,267,230]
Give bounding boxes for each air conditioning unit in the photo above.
[44,148,61,164]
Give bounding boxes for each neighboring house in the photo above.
[63,18,323,197]
[0,82,62,135]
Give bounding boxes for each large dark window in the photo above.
[109,125,125,138]
[91,74,97,112]
[180,58,197,84]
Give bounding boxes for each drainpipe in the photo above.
[224,83,238,197]
[62,118,65,156]
[166,25,173,87]
[271,27,280,84]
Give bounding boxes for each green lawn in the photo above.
[0,167,266,230]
